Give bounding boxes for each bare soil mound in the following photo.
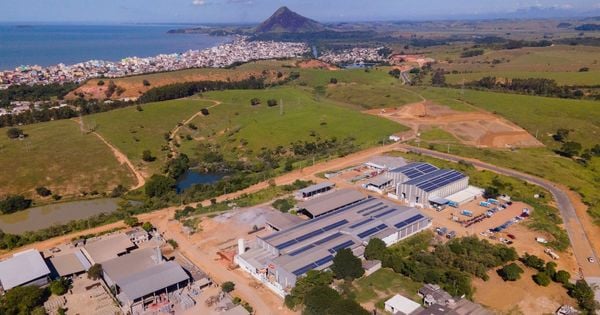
[368,101,543,148]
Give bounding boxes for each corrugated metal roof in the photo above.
[403,169,466,192]
[298,182,335,195]
[390,162,439,179]
[49,250,89,277]
[118,261,189,302]
[0,249,50,290]
[297,189,366,217]
[83,234,134,264]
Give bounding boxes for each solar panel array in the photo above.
[328,240,355,254]
[394,163,439,179]
[394,214,425,229]
[407,170,466,193]
[292,255,334,276]
[275,219,349,250]
[357,223,388,239]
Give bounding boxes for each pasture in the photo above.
[0,120,135,200]
[179,87,407,158]
[445,70,600,86]
[83,98,216,174]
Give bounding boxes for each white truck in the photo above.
[535,237,548,244]
[545,248,560,260]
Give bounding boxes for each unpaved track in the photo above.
[168,99,222,155]
[71,118,145,190]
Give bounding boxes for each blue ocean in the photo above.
[0,24,230,70]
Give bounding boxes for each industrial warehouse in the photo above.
[235,190,431,297]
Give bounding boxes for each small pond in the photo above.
[176,169,225,193]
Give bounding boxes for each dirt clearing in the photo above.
[367,101,543,148]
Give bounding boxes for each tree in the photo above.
[554,270,571,285]
[497,263,524,281]
[200,108,209,115]
[303,285,340,315]
[142,79,151,86]
[545,261,557,279]
[329,298,370,315]
[97,80,105,86]
[221,281,235,293]
[533,272,551,286]
[136,105,143,112]
[145,175,175,198]
[559,141,582,157]
[568,280,597,313]
[431,69,446,86]
[553,128,570,142]
[521,253,546,271]
[331,248,364,280]
[364,238,386,261]
[6,127,23,139]
[0,285,49,315]
[284,270,333,310]
[49,277,70,295]
[123,215,139,227]
[87,264,103,280]
[187,123,198,130]
[267,99,278,107]
[0,195,32,214]
[483,186,500,199]
[110,185,128,198]
[250,98,261,106]
[329,78,338,84]
[142,222,153,232]
[35,186,52,197]
[142,150,156,162]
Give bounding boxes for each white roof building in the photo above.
[385,294,422,315]
[0,249,51,291]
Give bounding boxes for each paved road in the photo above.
[400,144,600,279]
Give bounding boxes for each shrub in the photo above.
[200,108,210,115]
[87,264,103,280]
[142,150,156,162]
[0,195,32,214]
[532,272,551,286]
[250,98,261,106]
[50,278,70,295]
[521,253,546,271]
[6,127,24,139]
[167,239,178,249]
[267,99,278,107]
[553,270,571,285]
[35,186,52,197]
[221,281,235,293]
[142,79,151,86]
[498,263,524,281]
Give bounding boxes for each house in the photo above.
[365,156,407,171]
[419,284,452,306]
[125,227,150,245]
[0,249,51,292]
[384,294,422,315]
[362,260,381,276]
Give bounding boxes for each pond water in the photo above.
[176,169,224,193]
[0,198,120,234]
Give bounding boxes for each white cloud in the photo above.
[192,0,207,5]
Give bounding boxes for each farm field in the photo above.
[446,70,600,86]
[440,45,600,73]
[179,87,408,158]
[82,98,216,175]
[0,120,135,200]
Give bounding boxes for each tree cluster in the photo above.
[464,76,592,100]
[0,195,32,214]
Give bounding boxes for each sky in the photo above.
[0,0,598,24]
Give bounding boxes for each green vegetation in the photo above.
[446,71,600,86]
[352,268,422,304]
[326,83,422,109]
[364,238,387,261]
[87,264,103,280]
[83,98,214,174]
[0,120,135,199]
[49,277,70,296]
[497,263,524,281]
[272,197,296,212]
[6,127,24,139]
[379,232,517,298]
[331,248,364,280]
[0,285,50,315]
[0,195,32,214]
[167,239,179,249]
[221,281,235,293]
[532,272,551,286]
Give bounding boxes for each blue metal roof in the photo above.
[403,169,466,192]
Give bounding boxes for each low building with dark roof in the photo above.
[397,169,468,206]
[295,182,335,199]
[0,249,51,291]
[81,233,136,264]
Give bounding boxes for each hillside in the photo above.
[255,6,325,33]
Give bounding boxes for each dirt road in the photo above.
[168,99,222,156]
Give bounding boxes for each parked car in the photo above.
[446,231,456,239]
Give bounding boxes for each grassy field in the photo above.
[0,120,135,200]
[446,71,600,86]
[83,98,216,174]
[440,45,600,73]
[294,67,395,88]
[325,83,423,109]
[352,268,422,307]
[179,87,407,158]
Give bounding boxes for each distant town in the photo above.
[0,37,389,91]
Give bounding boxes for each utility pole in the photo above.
[280,99,283,116]
[447,144,450,154]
